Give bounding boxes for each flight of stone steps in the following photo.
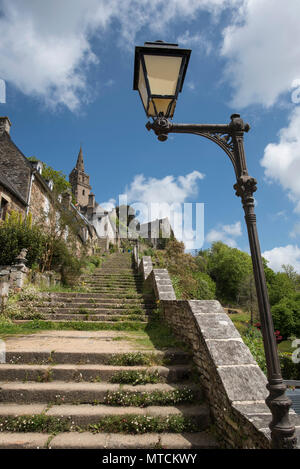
[15,252,156,324]
[0,252,219,449]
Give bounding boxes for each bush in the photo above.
[242,326,267,374]
[50,239,83,285]
[271,295,300,339]
[0,212,45,268]
[191,272,216,300]
[280,353,300,380]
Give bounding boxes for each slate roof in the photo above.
[0,170,27,206]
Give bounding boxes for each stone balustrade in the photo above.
[136,255,278,449]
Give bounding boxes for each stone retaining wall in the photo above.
[137,256,273,449]
[0,263,28,291]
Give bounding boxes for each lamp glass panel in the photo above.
[138,63,149,110]
[144,55,182,96]
[148,98,175,117]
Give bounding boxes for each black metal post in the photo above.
[146,113,297,449]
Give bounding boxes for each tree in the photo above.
[282,264,300,291]
[206,242,252,304]
[271,295,300,339]
[28,157,71,196]
[237,273,258,325]
[267,272,295,306]
[0,211,45,267]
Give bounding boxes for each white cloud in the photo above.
[100,198,116,211]
[221,0,300,108]
[186,82,196,91]
[206,221,242,247]
[290,223,300,239]
[261,107,300,212]
[0,0,237,110]
[123,171,205,248]
[262,245,300,273]
[125,171,204,208]
[177,30,212,55]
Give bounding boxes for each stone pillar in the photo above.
[10,249,29,291]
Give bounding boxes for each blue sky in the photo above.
[1,0,300,271]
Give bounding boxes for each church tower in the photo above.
[69,147,91,208]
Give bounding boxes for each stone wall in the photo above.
[136,256,275,449]
[30,270,61,288]
[0,263,29,292]
[0,183,25,218]
[29,177,50,225]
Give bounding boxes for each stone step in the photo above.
[83,284,143,288]
[35,301,155,308]
[83,274,141,278]
[0,431,219,449]
[44,293,151,299]
[85,284,142,288]
[0,402,209,426]
[30,307,153,314]
[0,364,192,383]
[13,314,149,322]
[81,276,143,281]
[87,288,143,293]
[0,382,201,404]
[4,350,191,365]
[42,297,154,305]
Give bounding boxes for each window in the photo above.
[0,197,9,220]
[82,190,85,195]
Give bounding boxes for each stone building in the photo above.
[0,116,97,253]
[139,217,174,247]
[0,171,27,221]
[69,148,118,246]
[69,147,91,209]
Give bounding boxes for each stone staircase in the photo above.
[0,252,219,449]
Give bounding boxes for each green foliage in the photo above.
[242,326,267,374]
[109,352,153,366]
[110,370,160,385]
[268,272,296,306]
[191,271,216,300]
[104,387,196,407]
[0,414,70,433]
[279,353,300,380]
[271,294,300,338]
[0,211,45,267]
[28,156,71,196]
[49,238,82,285]
[151,239,216,300]
[0,320,148,338]
[205,242,252,304]
[88,414,200,434]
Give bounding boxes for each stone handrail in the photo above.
[136,255,282,449]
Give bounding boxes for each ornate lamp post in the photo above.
[133,41,297,449]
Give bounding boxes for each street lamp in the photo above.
[133,40,297,450]
[133,41,191,120]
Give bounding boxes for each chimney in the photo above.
[0,116,11,136]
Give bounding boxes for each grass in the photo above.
[0,414,70,434]
[109,352,157,366]
[0,414,201,435]
[0,317,148,338]
[226,310,255,335]
[110,370,160,385]
[103,387,196,407]
[278,340,293,353]
[88,414,200,434]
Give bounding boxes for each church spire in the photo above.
[76,146,84,172]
